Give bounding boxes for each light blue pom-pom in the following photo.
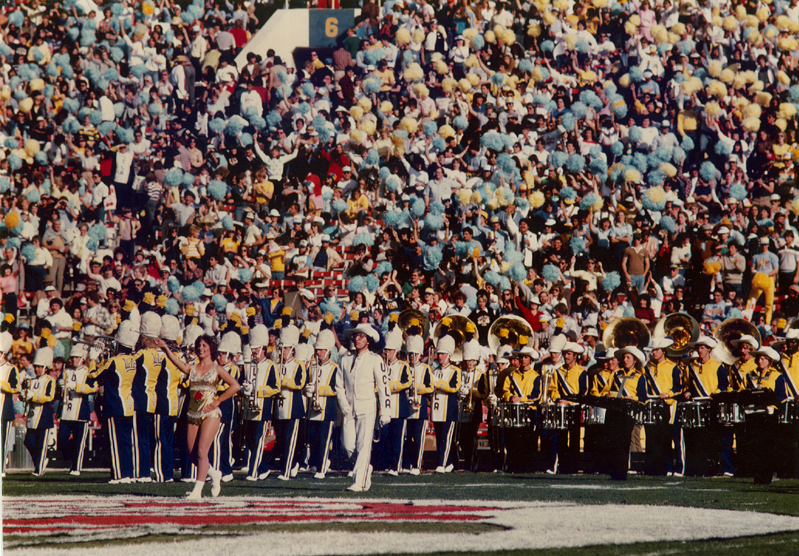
[550,151,567,168]
[222,215,234,231]
[365,274,380,293]
[431,137,447,152]
[182,173,195,187]
[63,118,80,135]
[425,246,444,270]
[611,141,624,156]
[240,133,254,147]
[423,121,438,137]
[349,276,365,293]
[226,115,247,136]
[411,197,426,218]
[27,189,41,204]
[579,90,603,110]
[352,232,375,247]
[612,101,627,119]
[364,149,379,167]
[168,276,181,294]
[363,77,382,94]
[542,264,560,282]
[238,268,253,283]
[165,298,179,316]
[570,236,586,255]
[332,199,349,215]
[629,126,643,143]
[496,153,516,174]
[89,223,108,241]
[209,118,227,134]
[646,170,666,187]
[376,261,393,275]
[659,215,677,233]
[165,168,184,187]
[714,141,732,157]
[681,135,694,151]
[499,277,511,292]
[481,130,504,152]
[89,110,103,125]
[8,154,22,171]
[424,213,445,231]
[8,10,24,27]
[541,40,554,52]
[700,161,717,182]
[602,271,621,291]
[729,182,747,201]
[54,342,66,360]
[453,115,468,130]
[589,159,608,177]
[116,127,134,144]
[181,285,201,302]
[484,271,501,286]
[20,242,37,262]
[213,294,228,312]
[385,175,402,192]
[672,147,686,164]
[561,113,576,131]
[301,82,316,98]
[508,262,527,282]
[629,66,644,83]
[208,180,227,201]
[566,154,585,173]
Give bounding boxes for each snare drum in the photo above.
[678,401,710,428]
[499,403,535,429]
[778,400,799,425]
[716,402,746,426]
[541,405,577,430]
[583,405,606,425]
[638,401,668,425]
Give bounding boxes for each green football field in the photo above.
[4,471,799,555]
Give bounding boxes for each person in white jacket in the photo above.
[338,323,391,492]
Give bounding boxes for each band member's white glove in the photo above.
[459,386,470,398]
[379,414,391,427]
[487,394,498,407]
[57,379,65,388]
[241,383,254,396]
[304,384,315,398]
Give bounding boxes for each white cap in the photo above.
[752,346,780,362]
[437,335,456,355]
[316,329,336,351]
[583,327,598,337]
[730,334,759,350]
[249,324,269,348]
[617,346,646,367]
[160,315,180,342]
[406,335,424,354]
[689,336,717,349]
[295,343,313,362]
[184,324,203,349]
[563,342,585,354]
[0,331,12,353]
[513,345,539,359]
[650,336,674,350]
[462,339,480,361]
[280,325,301,348]
[140,311,162,339]
[219,332,242,354]
[385,329,403,351]
[33,347,54,367]
[539,313,551,323]
[70,343,89,360]
[117,320,140,349]
[344,323,379,342]
[321,234,331,242]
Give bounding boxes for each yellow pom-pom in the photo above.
[592,0,607,6]
[531,67,544,83]
[395,28,411,45]
[464,55,479,69]
[619,73,631,88]
[722,15,738,31]
[592,195,604,212]
[434,59,449,75]
[735,5,747,20]
[0,88,10,101]
[743,117,761,132]
[765,25,778,39]
[379,100,393,113]
[29,78,45,92]
[458,78,472,93]
[487,198,499,211]
[429,108,440,121]
[18,97,33,113]
[704,260,722,276]
[564,34,578,50]
[746,14,759,27]
[712,15,723,27]
[752,272,772,291]
[350,105,364,122]
[776,118,787,131]
[708,60,722,78]
[720,68,736,84]
[704,101,722,117]
[501,30,516,45]
[500,262,511,274]
[580,70,597,84]
[667,32,680,44]
[527,22,542,37]
[660,163,677,178]
[24,139,40,158]
[644,186,666,206]
[485,30,496,43]
[403,63,424,83]
[4,210,19,230]
[707,80,727,99]
[441,78,458,93]
[755,91,772,106]
[412,83,429,99]
[791,198,799,216]
[358,97,372,112]
[749,31,764,46]
[778,71,790,85]
[466,73,481,87]
[282,307,292,316]
[412,28,425,44]
[143,292,156,305]
[629,13,641,26]
[530,191,545,209]
[471,191,483,205]
[542,10,557,25]
[456,188,472,206]
[671,22,686,35]
[399,117,419,135]
[624,169,641,183]
[359,119,376,136]
[349,129,364,144]
[778,37,798,51]
[438,124,456,139]
[462,28,478,42]
[779,102,797,120]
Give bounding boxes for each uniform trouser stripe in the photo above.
[131,414,140,478]
[153,415,163,482]
[211,424,223,470]
[38,429,49,473]
[2,420,13,473]
[247,421,268,478]
[443,421,455,467]
[321,421,334,474]
[284,419,300,477]
[75,422,89,472]
[396,420,407,473]
[108,418,120,480]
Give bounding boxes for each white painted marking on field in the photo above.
[5,496,799,556]
[549,484,670,490]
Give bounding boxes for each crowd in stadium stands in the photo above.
[1,0,799,479]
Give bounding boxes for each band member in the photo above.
[775,332,799,478]
[383,329,411,475]
[57,342,97,476]
[22,348,56,476]
[726,334,760,477]
[304,329,340,479]
[1,331,20,477]
[777,329,799,376]
[681,336,728,477]
[487,349,510,472]
[403,334,433,475]
[458,340,489,472]
[642,337,681,476]
[214,331,242,482]
[242,324,280,481]
[133,312,164,483]
[600,346,646,481]
[94,321,139,483]
[553,342,586,474]
[339,323,391,491]
[538,335,566,474]
[151,315,182,482]
[741,347,781,484]
[502,345,540,473]
[275,325,307,481]
[430,335,461,473]
[584,349,616,475]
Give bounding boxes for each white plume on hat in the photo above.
[117,320,140,349]
[280,325,301,348]
[183,324,203,349]
[462,339,480,361]
[140,311,162,339]
[406,335,424,354]
[437,335,455,355]
[0,331,13,353]
[33,347,54,367]
[219,332,242,354]
[316,330,336,351]
[295,343,313,362]
[249,324,269,348]
[160,315,180,342]
[385,329,403,351]
[70,343,89,360]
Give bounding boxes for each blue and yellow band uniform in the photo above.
[244,357,279,479]
[641,359,682,476]
[93,352,137,481]
[24,373,56,475]
[210,359,240,478]
[133,347,163,480]
[151,350,183,482]
[275,355,306,477]
[59,364,98,473]
[431,362,460,468]
[552,362,587,474]
[1,360,20,475]
[681,357,728,477]
[741,361,781,483]
[384,358,411,473]
[307,358,340,474]
[403,360,433,472]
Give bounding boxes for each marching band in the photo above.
[3,306,799,494]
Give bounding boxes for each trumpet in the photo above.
[311,355,322,412]
[276,340,285,400]
[407,360,421,410]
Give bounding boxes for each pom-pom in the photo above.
[238,268,253,283]
[681,136,695,152]
[659,215,677,233]
[349,276,365,293]
[208,180,227,201]
[566,154,585,173]
[411,197,426,218]
[385,175,402,192]
[222,215,235,231]
[453,115,468,130]
[729,182,747,201]
[365,274,380,293]
[165,167,184,187]
[570,236,586,254]
[542,264,560,283]
[20,242,37,262]
[209,118,226,134]
[642,186,667,210]
[714,141,732,157]
[704,260,722,276]
[550,151,567,168]
[530,191,545,209]
[602,271,621,291]
[700,161,718,182]
[376,261,393,276]
[352,232,375,247]
[561,113,576,131]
